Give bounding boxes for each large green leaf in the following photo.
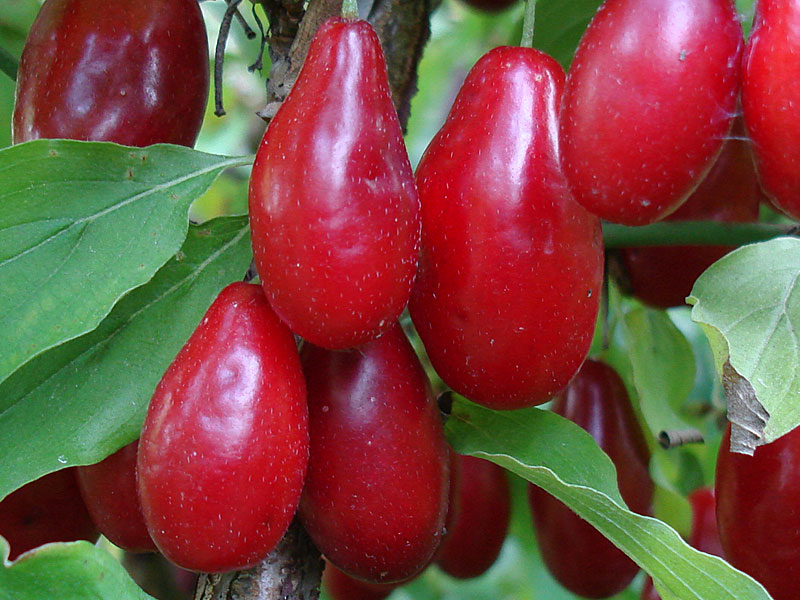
[0,540,154,600]
[446,398,771,600]
[688,238,800,454]
[621,308,696,436]
[0,216,252,501]
[0,140,250,387]
[533,0,603,68]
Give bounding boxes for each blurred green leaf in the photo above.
[446,398,770,600]
[621,308,696,436]
[0,140,249,388]
[533,0,602,68]
[689,238,800,449]
[0,216,251,501]
[0,540,155,600]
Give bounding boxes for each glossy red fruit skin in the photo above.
[641,486,723,599]
[323,560,400,600]
[742,0,800,219]
[0,469,99,560]
[620,120,761,308]
[249,18,420,350]
[137,282,308,573]
[436,454,510,579]
[410,46,603,410]
[13,0,208,146]
[529,359,653,598]
[299,323,449,583]
[560,0,743,225]
[76,440,156,553]
[716,425,800,600]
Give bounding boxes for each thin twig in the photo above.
[214,0,245,117]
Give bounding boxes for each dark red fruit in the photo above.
[299,323,448,583]
[323,560,400,600]
[249,18,420,350]
[13,0,208,146]
[76,440,156,553]
[436,454,510,579]
[641,487,723,599]
[529,359,653,598]
[716,425,800,600]
[0,469,99,560]
[742,0,800,219]
[138,282,308,573]
[620,119,761,308]
[410,46,603,410]
[561,0,743,225]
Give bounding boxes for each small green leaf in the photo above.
[533,0,602,68]
[621,308,696,435]
[0,216,252,500]
[0,139,250,387]
[688,238,800,452]
[446,398,770,600]
[0,539,154,600]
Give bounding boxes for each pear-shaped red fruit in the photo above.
[299,323,448,583]
[436,454,510,579]
[249,18,420,350]
[0,469,99,560]
[560,0,743,225]
[76,440,156,553]
[529,359,653,598]
[716,424,800,600]
[742,0,800,219]
[138,282,308,572]
[410,46,602,409]
[13,0,208,146]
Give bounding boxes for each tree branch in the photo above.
[602,221,798,248]
[194,520,323,600]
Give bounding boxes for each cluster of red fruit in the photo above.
[3,0,800,598]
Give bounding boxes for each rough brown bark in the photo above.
[193,520,323,600]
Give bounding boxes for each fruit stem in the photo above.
[602,221,798,248]
[0,45,18,81]
[341,0,359,20]
[519,0,536,49]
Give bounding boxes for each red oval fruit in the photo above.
[436,454,510,579]
[0,469,99,560]
[323,560,400,600]
[641,486,723,599]
[529,359,653,598]
[249,18,420,350]
[137,282,308,573]
[13,0,208,146]
[716,425,800,600]
[299,323,448,583]
[742,0,800,219]
[620,119,761,308]
[76,440,156,553]
[560,0,743,225]
[410,46,603,410]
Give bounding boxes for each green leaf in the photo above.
[533,0,602,68]
[0,140,250,387]
[688,238,800,452]
[446,398,771,600]
[0,216,252,500]
[621,308,696,435]
[0,540,154,600]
